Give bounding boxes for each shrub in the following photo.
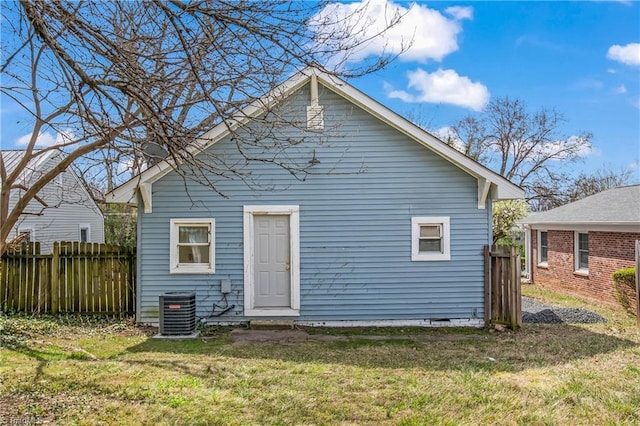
[612,267,637,316]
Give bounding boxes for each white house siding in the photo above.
[8,154,104,253]
[136,83,491,324]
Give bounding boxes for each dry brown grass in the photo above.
[1,286,639,425]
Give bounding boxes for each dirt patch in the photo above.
[230,329,347,344]
[229,329,489,345]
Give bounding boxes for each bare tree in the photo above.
[1,0,407,255]
[444,97,592,206]
[529,166,633,211]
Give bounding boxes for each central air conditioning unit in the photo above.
[159,292,197,336]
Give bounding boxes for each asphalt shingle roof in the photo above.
[519,185,640,226]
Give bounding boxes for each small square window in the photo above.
[418,225,443,253]
[79,223,91,243]
[170,219,215,274]
[411,217,450,261]
[19,227,34,243]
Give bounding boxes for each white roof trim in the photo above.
[107,67,523,204]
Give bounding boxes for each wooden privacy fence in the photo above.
[484,245,522,330]
[0,242,135,315]
[635,240,639,328]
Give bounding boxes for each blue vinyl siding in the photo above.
[137,83,491,324]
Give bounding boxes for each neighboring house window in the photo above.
[170,219,215,274]
[79,224,91,243]
[538,231,548,265]
[575,232,589,273]
[18,227,34,243]
[411,217,450,261]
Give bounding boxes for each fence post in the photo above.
[509,246,519,330]
[483,245,490,326]
[0,253,5,311]
[516,249,522,329]
[51,242,59,314]
[635,240,639,328]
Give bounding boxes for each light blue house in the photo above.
[108,68,523,327]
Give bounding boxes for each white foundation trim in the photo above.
[295,319,484,328]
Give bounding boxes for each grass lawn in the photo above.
[1,285,639,425]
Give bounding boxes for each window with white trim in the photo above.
[538,231,548,265]
[79,223,91,242]
[411,217,450,261]
[18,226,34,243]
[170,219,215,274]
[575,232,589,273]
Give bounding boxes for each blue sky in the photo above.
[343,1,640,180]
[2,1,639,182]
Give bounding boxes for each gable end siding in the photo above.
[8,156,104,253]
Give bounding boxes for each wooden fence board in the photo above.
[1,242,135,315]
[485,245,522,330]
[636,240,640,327]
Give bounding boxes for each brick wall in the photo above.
[531,230,639,305]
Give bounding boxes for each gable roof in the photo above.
[1,149,59,183]
[519,185,640,230]
[107,67,523,206]
[1,149,103,215]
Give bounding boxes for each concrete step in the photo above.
[249,319,295,330]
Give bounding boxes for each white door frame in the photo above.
[243,205,300,316]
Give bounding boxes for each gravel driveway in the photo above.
[522,296,607,324]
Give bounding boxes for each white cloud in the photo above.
[571,78,604,90]
[606,43,640,66]
[311,0,472,63]
[532,136,593,161]
[614,84,627,94]
[388,68,490,111]
[445,6,473,20]
[592,0,632,6]
[16,130,76,148]
[607,68,617,74]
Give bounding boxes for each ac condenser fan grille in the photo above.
[159,292,196,336]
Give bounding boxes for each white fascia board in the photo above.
[493,182,526,200]
[107,66,524,203]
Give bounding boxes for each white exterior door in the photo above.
[243,205,300,317]
[254,214,290,308]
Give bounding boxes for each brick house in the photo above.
[519,185,640,305]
